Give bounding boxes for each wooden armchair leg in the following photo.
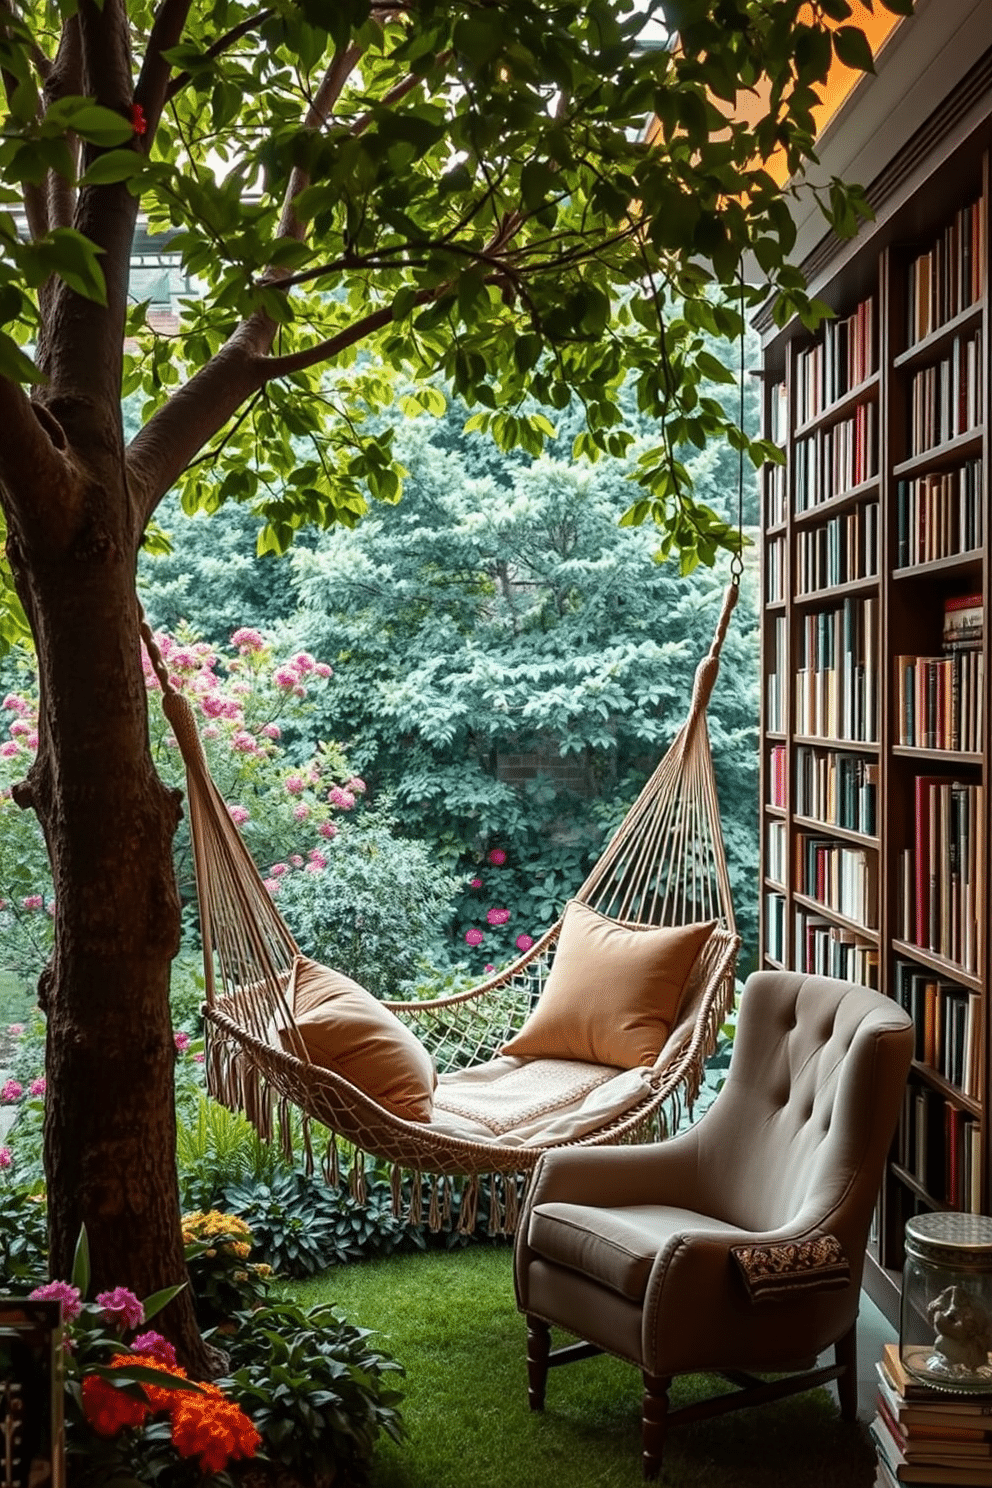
[526,1316,551,1411]
[835,1323,858,1421]
[641,1372,672,1480]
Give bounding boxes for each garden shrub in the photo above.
[0,1184,47,1289]
[219,1298,405,1488]
[181,1209,272,1329]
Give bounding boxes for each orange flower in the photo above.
[81,1373,150,1436]
[170,1382,261,1473]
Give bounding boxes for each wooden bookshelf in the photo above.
[756,57,992,1326]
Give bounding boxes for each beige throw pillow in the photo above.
[502,902,715,1069]
[281,955,436,1123]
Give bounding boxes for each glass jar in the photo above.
[901,1212,992,1393]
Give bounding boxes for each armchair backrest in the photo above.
[692,972,913,1253]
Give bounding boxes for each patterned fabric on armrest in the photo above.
[731,1235,850,1302]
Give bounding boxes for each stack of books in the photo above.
[872,1341,992,1486]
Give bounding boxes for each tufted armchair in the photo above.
[514,970,913,1478]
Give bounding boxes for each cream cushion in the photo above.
[502,903,715,1069]
[282,955,436,1123]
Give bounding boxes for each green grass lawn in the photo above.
[292,1247,877,1488]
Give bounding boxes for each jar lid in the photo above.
[906,1213,992,1264]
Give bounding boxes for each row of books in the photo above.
[794,906,878,988]
[894,777,984,975]
[766,459,787,527]
[766,614,787,733]
[768,380,788,447]
[765,534,785,603]
[796,833,878,929]
[906,194,986,346]
[768,744,787,809]
[896,459,984,568]
[794,294,876,426]
[908,330,983,455]
[766,819,786,886]
[873,1343,992,1488]
[893,958,982,1097]
[794,403,878,511]
[795,746,878,835]
[895,650,985,754]
[796,499,879,595]
[896,1087,983,1217]
[764,890,786,963]
[793,596,879,742]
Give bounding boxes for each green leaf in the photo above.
[141,1282,186,1321]
[61,102,136,148]
[79,149,145,186]
[0,331,40,384]
[34,228,107,305]
[71,1225,90,1296]
[832,26,876,74]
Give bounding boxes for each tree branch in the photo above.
[162,9,274,105]
[259,291,436,379]
[0,379,81,541]
[275,42,363,242]
[135,0,198,137]
[42,18,82,235]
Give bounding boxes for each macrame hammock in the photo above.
[142,583,742,1234]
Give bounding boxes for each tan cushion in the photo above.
[282,955,436,1124]
[502,903,715,1068]
[529,1201,741,1302]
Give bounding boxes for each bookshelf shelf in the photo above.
[889,939,984,995]
[892,427,984,481]
[892,298,986,369]
[793,813,878,847]
[893,548,983,580]
[758,106,991,1319]
[794,370,880,440]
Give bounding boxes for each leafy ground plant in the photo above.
[219,1299,405,1488]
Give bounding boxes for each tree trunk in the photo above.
[8,463,219,1375]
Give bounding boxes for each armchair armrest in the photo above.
[731,1234,850,1302]
[525,1129,703,1214]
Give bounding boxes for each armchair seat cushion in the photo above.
[528,1201,741,1302]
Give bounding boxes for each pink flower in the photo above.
[193,1052,205,1064]
[130,1331,178,1368]
[228,805,250,826]
[0,742,19,758]
[96,1287,144,1333]
[0,1149,11,1169]
[346,776,367,794]
[30,1281,81,1321]
[273,665,299,689]
[308,849,328,869]
[318,821,338,840]
[230,731,257,754]
[269,863,289,877]
[290,854,304,868]
[231,628,265,653]
[487,848,507,866]
[22,896,43,910]
[328,786,356,810]
[174,1032,190,1053]
[465,928,484,947]
[263,878,281,896]
[285,774,305,796]
[260,722,281,740]
[28,1078,45,1097]
[26,731,38,750]
[9,720,31,738]
[203,725,220,741]
[484,963,495,972]
[293,804,309,821]
[469,877,483,889]
[516,934,535,952]
[1,694,29,715]
[200,695,226,719]
[313,662,333,678]
[486,907,510,926]
[0,1081,22,1102]
[6,1024,23,1036]
[293,652,315,674]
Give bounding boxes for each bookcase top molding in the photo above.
[754,0,992,344]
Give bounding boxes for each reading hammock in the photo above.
[143,585,741,1230]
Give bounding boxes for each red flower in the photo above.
[130,103,147,136]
